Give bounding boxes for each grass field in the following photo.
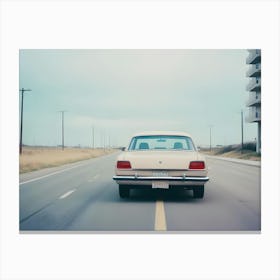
[202,150,261,161]
[19,147,117,173]
[201,143,261,161]
[19,143,260,174]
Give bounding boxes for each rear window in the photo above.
[128,135,195,151]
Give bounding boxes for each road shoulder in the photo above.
[206,155,261,167]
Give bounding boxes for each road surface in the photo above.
[19,152,261,232]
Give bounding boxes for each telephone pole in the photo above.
[92,126,95,149]
[19,88,32,154]
[209,125,213,152]
[58,110,66,150]
[241,110,244,154]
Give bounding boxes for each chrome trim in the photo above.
[113,175,209,182]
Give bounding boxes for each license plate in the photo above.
[153,172,168,177]
[152,181,169,189]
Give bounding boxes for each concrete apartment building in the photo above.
[246,49,261,153]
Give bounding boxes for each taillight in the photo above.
[117,161,132,169]
[189,161,205,169]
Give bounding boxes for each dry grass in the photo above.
[19,147,117,173]
[215,151,260,161]
[202,150,261,161]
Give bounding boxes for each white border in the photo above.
[1,1,280,280]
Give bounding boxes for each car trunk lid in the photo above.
[124,150,199,170]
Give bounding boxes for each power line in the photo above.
[19,88,32,154]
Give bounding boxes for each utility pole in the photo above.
[92,126,95,149]
[209,125,213,152]
[241,110,244,154]
[19,88,32,154]
[103,131,106,151]
[58,110,66,150]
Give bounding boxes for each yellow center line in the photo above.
[155,200,167,231]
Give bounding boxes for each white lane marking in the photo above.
[88,174,100,182]
[19,163,88,185]
[59,189,76,199]
[155,200,167,231]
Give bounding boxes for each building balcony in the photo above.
[246,78,261,92]
[246,49,261,64]
[246,63,261,77]
[246,93,261,107]
[246,107,261,123]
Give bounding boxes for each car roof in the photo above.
[131,131,192,138]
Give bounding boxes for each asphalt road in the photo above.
[19,152,261,232]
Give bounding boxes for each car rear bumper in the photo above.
[113,175,209,186]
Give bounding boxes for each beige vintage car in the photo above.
[113,131,209,199]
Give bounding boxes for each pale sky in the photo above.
[19,49,257,148]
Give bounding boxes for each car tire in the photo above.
[193,186,204,198]
[119,185,130,198]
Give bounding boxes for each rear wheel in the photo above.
[193,186,204,199]
[119,185,130,198]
